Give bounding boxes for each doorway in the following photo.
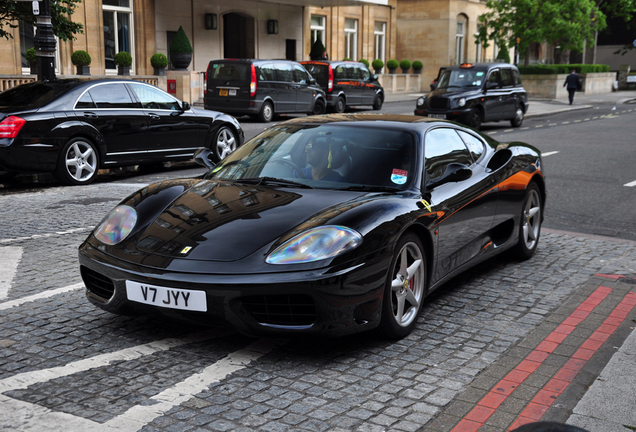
[223,13,255,59]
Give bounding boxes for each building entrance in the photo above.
[223,13,255,59]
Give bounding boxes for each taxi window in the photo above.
[425,128,474,180]
[487,70,501,88]
[501,69,513,87]
[513,69,523,86]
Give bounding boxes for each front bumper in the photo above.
[413,107,473,125]
[79,242,392,337]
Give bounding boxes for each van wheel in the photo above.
[312,99,326,115]
[333,97,345,113]
[373,94,384,110]
[258,101,274,123]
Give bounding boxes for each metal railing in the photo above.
[0,75,159,92]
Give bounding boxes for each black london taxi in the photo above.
[414,63,528,130]
[300,60,384,113]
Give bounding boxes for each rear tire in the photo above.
[373,94,384,111]
[333,96,345,113]
[212,126,238,162]
[258,101,274,123]
[54,138,99,185]
[512,182,542,260]
[377,233,426,339]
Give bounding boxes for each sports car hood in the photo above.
[131,180,366,262]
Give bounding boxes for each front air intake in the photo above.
[80,266,115,300]
[241,294,316,326]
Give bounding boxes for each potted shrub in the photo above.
[169,26,193,70]
[359,59,369,68]
[310,36,326,61]
[71,50,91,75]
[25,47,37,74]
[114,51,132,75]
[412,60,423,74]
[150,53,168,76]
[387,59,399,74]
[399,59,411,74]
[372,59,384,74]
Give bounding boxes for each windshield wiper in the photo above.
[341,185,400,192]
[239,177,314,189]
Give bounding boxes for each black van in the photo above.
[300,61,384,113]
[204,59,326,122]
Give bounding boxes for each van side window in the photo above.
[275,63,293,82]
[293,65,309,84]
[501,69,513,87]
[259,63,275,81]
[334,65,346,79]
[359,66,371,81]
[346,64,358,79]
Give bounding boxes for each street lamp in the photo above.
[32,0,56,81]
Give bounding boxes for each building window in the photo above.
[455,20,465,64]
[103,0,134,73]
[311,15,326,47]
[19,21,35,71]
[374,21,386,62]
[344,18,357,61]
[475,24,482,63]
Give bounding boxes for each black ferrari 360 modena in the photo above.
[79,114,545,338]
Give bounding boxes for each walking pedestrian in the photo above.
[563,69,582,105]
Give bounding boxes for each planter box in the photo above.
[521,72,615,99]
[377,74,422,94]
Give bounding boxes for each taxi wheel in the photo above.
[258,101,274,123]
[333,97,345,113]
[468,110,482,130]
[377,233,426,339]
[511,105,524,127]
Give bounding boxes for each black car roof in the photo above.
[444,62,519,71]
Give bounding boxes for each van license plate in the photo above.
[219,89,228,96]
[126,281,207,312]
[428,114,446,119]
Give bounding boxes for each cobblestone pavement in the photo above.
[1,183,635,431]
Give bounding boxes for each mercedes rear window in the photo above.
[0,81,76,111]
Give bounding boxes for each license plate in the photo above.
[428,114,446,119]
[126,281,207,312]
[219,89,228,96]
[219,89,236,97]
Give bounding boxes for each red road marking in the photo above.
[449,286,613,432]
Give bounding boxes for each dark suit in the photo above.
[564,73,581,105]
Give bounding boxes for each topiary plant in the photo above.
[412,60,423,70]
[150,53,168,68]
[170,26,193,54]
[399,59,411,71]
[26,47,37,64]
[310,36,326,61]
[71,50,91,66]
[386,59,399,70]
[114,51,132,67]
[359,59,369,68]
[372,59,384,71]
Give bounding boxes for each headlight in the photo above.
[417,96,426,106]
[93,205,137,245]
[458,98,466,107]
[266,226,363,264]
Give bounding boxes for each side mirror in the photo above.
[427,163,472,189]
[372,74,378,81]
[309,77,316,85]
[193,148,216,169]
[181,101,191,111]
[485,81,499,91]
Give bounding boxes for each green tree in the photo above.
[476,0,606,65]
[0,0,83,41]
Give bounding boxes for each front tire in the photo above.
[511,105,524,127]
[468,110,482,130]
[512,182,542,260]
[212,126,238,162]
[312,99,326,115]
[258,101,274,123]
[373,94,384,111]
[377,233,426,339]
[54,138,99,185]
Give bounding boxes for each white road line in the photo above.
[625,180,636,187]
[0,282,84,311]
[0,246,22,300]
[541,151,560,157]
[0,227,93,245]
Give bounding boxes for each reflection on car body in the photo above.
[79,113,545,339]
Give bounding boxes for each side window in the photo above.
[275,63,293,82]
[347,64,359,79]
[359,66,371,81]
[76,92,96,109]
[424,128,474,180]
[88,84,136,109]
[334,65,346,79]
[513,69,522,86]
[129,83,181,110]
[500,69,513,87]
[456,130,485,161]
[259,63,275,81]
[293,65,309,84]
[487,70,501,88]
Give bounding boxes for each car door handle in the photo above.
[147,114,160,120]
[83,112,98,119]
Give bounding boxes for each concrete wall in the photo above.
[377,73,421,94]
[522,72,615,99]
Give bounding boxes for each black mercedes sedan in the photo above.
[0,79,244,185]
[79,114,545,338]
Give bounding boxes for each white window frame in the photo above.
[20,22,60,75]
[455,21,465,64]
[103,0,135,75]
[374,21,386,63]
[475,24,482,63]
[344,18,358,61]
[310,15,326,48]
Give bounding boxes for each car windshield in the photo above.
[0,80,77,111]
[436,68,487,90]
[204,123,417,191]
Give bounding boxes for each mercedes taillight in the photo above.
[328,66,334,92]
[0,116,26,139]
[250,64,257,97]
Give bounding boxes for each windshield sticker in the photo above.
[476,72,484,77]
[391,169,408,185]
[474,80,482,86]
